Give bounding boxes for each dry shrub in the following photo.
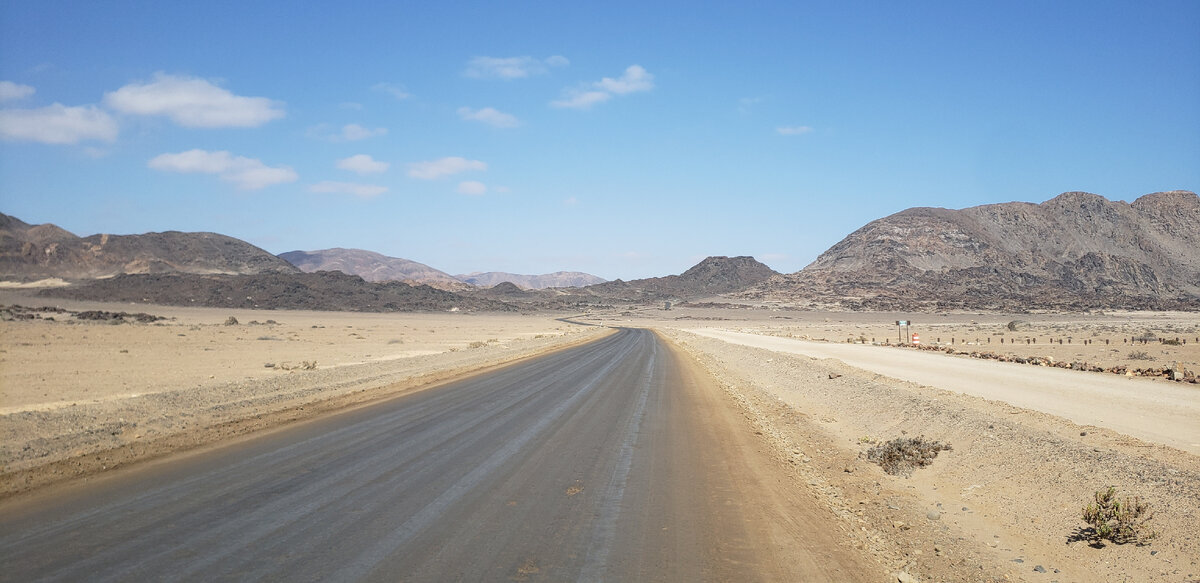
[1080,487,1155,545]
[866,436,952,477]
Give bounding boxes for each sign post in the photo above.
[896,320,913,345]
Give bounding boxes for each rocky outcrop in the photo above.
[1,213,296,280]
[744,191,1200,310]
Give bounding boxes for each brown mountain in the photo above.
[39,271,515,312]
[279,248,468,291]
[454,271,606,289]
[0,213,296,281]
[744,191,1200,311]
[585,256,779,301]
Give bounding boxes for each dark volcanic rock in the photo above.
[38,271,515,312]
[744,191,1200,310]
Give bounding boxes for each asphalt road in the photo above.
[0,328,871,582]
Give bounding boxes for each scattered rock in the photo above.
[224,316,239,326]
[926,510,941,520]
[828,372,842,379]
[1034,565,1046,573]
[894,571,919,583]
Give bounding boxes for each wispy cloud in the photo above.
[738,96,765,114]
[551,91,611,110]
[104,72,284,128]
[456,181,487,195]
[372,82,411,100]
[0,81,35,102]
[336,154,389,174]
[310,181,387,198]
[595,65,654,95]
[340,123,387,141]
[776,125,813,135]
[464,55,569,79]
[407,156,486,180]
[307,123,387,142]
[148,149,297,190]
[0,104,118,144]
[457,106,520,128]
[551,65,654,110]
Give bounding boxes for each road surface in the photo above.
[0,328,871,582]
[689,328,1200,454]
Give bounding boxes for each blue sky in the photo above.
[1,1,1197,280]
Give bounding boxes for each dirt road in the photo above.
[0,329,876,581]
[690,328,1200,454]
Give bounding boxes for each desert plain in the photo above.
[2,293,1198,582]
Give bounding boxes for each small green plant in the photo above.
[1081,487,1155,545]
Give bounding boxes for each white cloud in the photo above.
[738,96,765,114]
[0,104,118,144]
[595,65,654,95]
[457,106,520,128]
[340,123,387,141]
[373,82,411,100]
[551,65,654,110]
[0,81,35,101]
[148,149,297,190]
[776,125,813,135]
[550,90,611,110]
[457,181,487,195]
[310,181,387,198]
[464,55,568,79]
[337,154,389,174]
[104,72,284,128]
[407,156,487,180]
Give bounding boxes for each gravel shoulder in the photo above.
[658,327,1200,583]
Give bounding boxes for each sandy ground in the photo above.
[688,328,1200,454]
[585,306,1199,583]
[0,292,606,494]
[4,296,1199,581]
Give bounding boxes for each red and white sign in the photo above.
[911,333,920,345]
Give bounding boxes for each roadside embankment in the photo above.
[659,327,1200,583]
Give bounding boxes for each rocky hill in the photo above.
[39,271,514,312]
[584,256,778,301]
[0,213,296,281]
[455,271,606,289]
[279,248,467,290]
[743,191,1200,311]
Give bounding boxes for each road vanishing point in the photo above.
[0,328,872,582]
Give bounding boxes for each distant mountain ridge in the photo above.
[455,271,606,289]
[585,256,778,300]
[0,213,296,280]
[279,248,467,291]
[743,190,1200,310]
